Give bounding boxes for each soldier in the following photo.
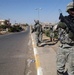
[34,20,43,46]
[49,25,54,42]
[56,2,74,75]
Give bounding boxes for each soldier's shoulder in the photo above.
[58,21,66,29]
[58,21,66,25]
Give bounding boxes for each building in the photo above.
[0,19,11,26]
[41,22,53,31]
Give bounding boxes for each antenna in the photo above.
[58,9,62,14]
[73,0,74,8]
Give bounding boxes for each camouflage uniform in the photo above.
[50,26,54,41]
[57,2,74,75]
[34,20,43,46]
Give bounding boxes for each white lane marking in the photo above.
[38,67,43,75]
[31,32,43,75]
[34,48,38,55]
[27,59,35,67]
[27,59,32,67]
[26,70,32,75]
[28,40,31,46]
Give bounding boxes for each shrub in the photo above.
[54,31,58,39]
[8,25,23,32]
[44,30,58,39]
[44,30,50,37]
[0,25,7,29]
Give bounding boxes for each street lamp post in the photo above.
[35,8,42,20]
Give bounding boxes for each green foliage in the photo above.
[44,30,50,37]
[44,30,58,39]
[0,24,11,30]
[54,31,58,39]
[0,25,7,29]
[8,25,23,32]
[25,23,29,26]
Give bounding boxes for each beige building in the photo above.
[0,20,11,26]
[41,22,53,30]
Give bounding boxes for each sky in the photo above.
[0,0,72,24]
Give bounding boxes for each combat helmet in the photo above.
[66,2,74,12]
[34,20,39,24]
[36,20,39,23]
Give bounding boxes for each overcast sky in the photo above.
[0,0,72,24]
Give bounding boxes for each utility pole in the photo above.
[35,8,42,20]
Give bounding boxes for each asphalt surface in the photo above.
[0,27,36,75]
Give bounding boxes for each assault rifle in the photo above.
[59,10,74,33]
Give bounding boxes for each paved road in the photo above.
[0,27,36,75]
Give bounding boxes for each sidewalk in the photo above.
[31,33,59,75]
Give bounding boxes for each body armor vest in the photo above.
[59,15,74,44]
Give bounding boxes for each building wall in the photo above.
[0,20,11,26]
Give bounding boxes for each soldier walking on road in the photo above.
[56,2,74,75]
[33,20,43,46]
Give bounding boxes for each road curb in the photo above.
[31,34,43,75]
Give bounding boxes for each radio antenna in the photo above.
[73,0,74,8]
